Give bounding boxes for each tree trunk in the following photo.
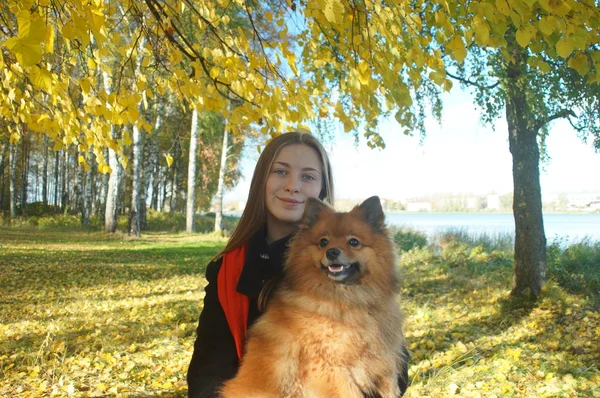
[103,68,122,232]
[105,130,121,232]
[89,149,97,217]
[214,124,229,232]
[0,142,6,211]
[169,138,181,213]
[20,132,29,216]
[161,166,168,212]
[77,154,90,226]
[53,150,59,208]
[505,32,546,300]
[128,39,146,237]
[42,135,49,205]
[100,147,109,219]
[9,140,17,219]
[129,124,142,237]
[186,107,199,233]
[150,103,162,210]
[62,149,71,214]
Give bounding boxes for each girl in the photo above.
[186,130,409,397]
[186,131,335,397]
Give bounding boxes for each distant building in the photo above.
[567,193,600,209]
[466,197,480,210]
[487,194,500,210]
[406,202,432,212]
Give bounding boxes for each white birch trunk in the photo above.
[103,69,121,233]
[214,125,229,232]
[42,135,49,205]
[9,140,17,219]
[128,39,146,237]
[186,107,199,233]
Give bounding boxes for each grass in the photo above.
[1,228,599,397]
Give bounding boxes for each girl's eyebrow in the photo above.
[273,161,320,173]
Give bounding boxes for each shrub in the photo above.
[392,227,428,252]
[144,209,239,233]
[21,202,59,217]
[37,215,83,228]
[547,237,600,301]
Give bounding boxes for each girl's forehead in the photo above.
[273,144,322,170]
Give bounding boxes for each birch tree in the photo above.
[214,123,229,233]
[186,107,199,233]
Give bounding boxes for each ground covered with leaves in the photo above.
[1,228,599,397]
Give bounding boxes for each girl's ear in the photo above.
[299,197,331,231]
[356,196,385,232]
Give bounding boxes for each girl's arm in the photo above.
[187,259,239,398]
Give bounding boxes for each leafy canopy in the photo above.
[1,0,598,161]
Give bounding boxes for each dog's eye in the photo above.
[348,238,360,247]
[319,238,329,248]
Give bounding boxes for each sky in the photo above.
[224,87,600,202]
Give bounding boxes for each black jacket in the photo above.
[186,227,409,397]
[187,228,290,398]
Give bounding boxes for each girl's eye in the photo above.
[303,174,316,181]
[348,238,360,247]
[274,169,287,175]
[319,238,329,248]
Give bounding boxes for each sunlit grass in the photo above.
[1,228,226,397]
[1,228,599,397]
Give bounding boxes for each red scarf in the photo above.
[217,245,249,360]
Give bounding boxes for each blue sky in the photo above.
[225,87,600,202]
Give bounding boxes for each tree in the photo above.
[186,107,199,233]
[439,6,600,299]
[214,121,229,233]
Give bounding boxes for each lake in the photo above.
[385,213,600,244]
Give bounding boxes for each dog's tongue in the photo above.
[328,264,344,273]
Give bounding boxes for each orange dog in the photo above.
[221,196,407,398]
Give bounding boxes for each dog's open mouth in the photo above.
[321,262,360,283]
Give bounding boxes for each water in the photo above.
[385,213,600,244]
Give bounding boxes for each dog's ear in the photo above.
[357,196,385,232]
[299,197,330,231]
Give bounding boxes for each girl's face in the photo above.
[264,144,323,241]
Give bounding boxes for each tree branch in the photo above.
[534,109,576,132]
[446,71,500,90]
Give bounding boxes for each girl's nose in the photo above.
[284,174,300,193]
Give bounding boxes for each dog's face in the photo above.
[286,197,398,294]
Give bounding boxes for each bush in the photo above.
[392,227,428,252]
[547,237,600,301]
[37,214,83,228]
[144,209,239,233]
[21,202,59,217]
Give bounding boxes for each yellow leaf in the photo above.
[446,36,467,63]
[123,130,132,146]
[568,53,590,76]
[164,154,173,168]
[87,57,96,70]
[45,25,55,54]
[323,0,344,24]
[30,66,52,91]
[19,11,46,44]
[516,28,532,48]
[80,78,91,95]
[538,16,556,36]
[495,0,511,16]
[472,17,490,46]
[556,39,574,59]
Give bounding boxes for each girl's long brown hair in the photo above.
[215,131,335,260]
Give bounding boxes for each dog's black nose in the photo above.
[326,248,341,260]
